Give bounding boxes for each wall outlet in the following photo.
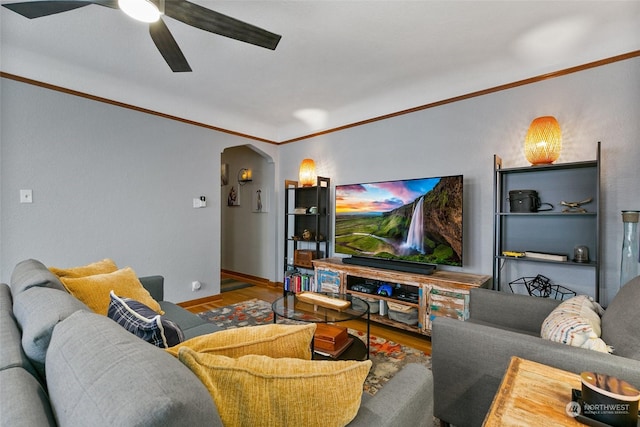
[20,189,33,203]
[191,281,202,291]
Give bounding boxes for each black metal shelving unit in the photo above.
[493,142,601,301]
[283,176,330,293]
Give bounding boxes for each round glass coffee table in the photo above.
[271,292,370,360]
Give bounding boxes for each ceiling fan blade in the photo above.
[2,1,92,18]
[164,0,281,50]
[149,18,192,72]
[2,0,117,18]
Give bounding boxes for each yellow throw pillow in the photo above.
[49,258,118,278]
[166,323,315,359]
[60,267,163,315]
[178,350,372,427]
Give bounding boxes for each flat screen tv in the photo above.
[335,175,463,271]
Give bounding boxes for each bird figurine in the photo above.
[560,197,593,213]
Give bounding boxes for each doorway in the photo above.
[220,145,276,284]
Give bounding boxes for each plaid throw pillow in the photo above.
[107,291,184,348]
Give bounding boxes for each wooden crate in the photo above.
[294,250,317,268]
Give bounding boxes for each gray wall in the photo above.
[1,56,638,305]
[0,78,277,302]
[278,56,640,305]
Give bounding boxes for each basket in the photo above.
[363,297,380,314]
[387,302,418,325]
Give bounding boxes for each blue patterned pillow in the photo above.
[107,291,184,348]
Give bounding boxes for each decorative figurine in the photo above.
[560,197,593,213]
[302,229,314,241]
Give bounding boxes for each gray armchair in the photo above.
[432,276,640,427]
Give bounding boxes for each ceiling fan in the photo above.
[2,0,282,72]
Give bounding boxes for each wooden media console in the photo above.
[312,258,491,336]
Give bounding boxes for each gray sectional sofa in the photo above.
[1,258,434,426]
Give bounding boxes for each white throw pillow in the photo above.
[541,295,612,353]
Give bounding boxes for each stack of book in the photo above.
[283,273,316,293]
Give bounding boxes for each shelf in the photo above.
[498,160,597,174]
[495,256,597,267]
[346,289,421,332]
[290,264,314,270]
[346,289,420,308]
[369,313,421,334]
[495,212,597,217]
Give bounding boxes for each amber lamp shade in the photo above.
[524,116,562,165]
[298,158,317,187]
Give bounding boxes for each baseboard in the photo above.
[177,294,222,308]
[221,269,281,288]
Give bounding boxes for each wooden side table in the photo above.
[483,356,583,426]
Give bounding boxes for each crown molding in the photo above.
[2,50,638,145]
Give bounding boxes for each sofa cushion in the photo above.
[60,267,163,315]
[46,311,221,426]
[49,258,118,278]
[179,321,222,340]
[10,259,66,296]
[601,276,640,360]
[13,287,89,378]
[541,295,611,353]
[0,303,39,378]
[107,291,184,348]
[0,284,37,374]
[166,323,315,359]
[0,368,56,426]
[0,282,13,314]
[178,349,371,427]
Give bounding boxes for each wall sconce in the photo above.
[298,158,317,187]
[237,168,252,185]
[524,116,562,165]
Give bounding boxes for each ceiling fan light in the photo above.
[119,0,161,23]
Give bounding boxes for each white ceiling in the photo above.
[1,0,639,142]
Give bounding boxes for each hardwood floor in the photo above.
[183,282,432,355]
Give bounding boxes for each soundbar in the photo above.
[342,256,436,275]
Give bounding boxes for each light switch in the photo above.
[20,189,33,203]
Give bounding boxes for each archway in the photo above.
[220,145,276,285]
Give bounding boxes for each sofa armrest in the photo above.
[348,363,433,427]
[469,288,561,334]
[139,275,164,301]
[432,316,640,427]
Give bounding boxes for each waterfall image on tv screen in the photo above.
[335,175,463,267]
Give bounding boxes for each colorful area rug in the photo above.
[198,298,431,395]
[220,278,254,293]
